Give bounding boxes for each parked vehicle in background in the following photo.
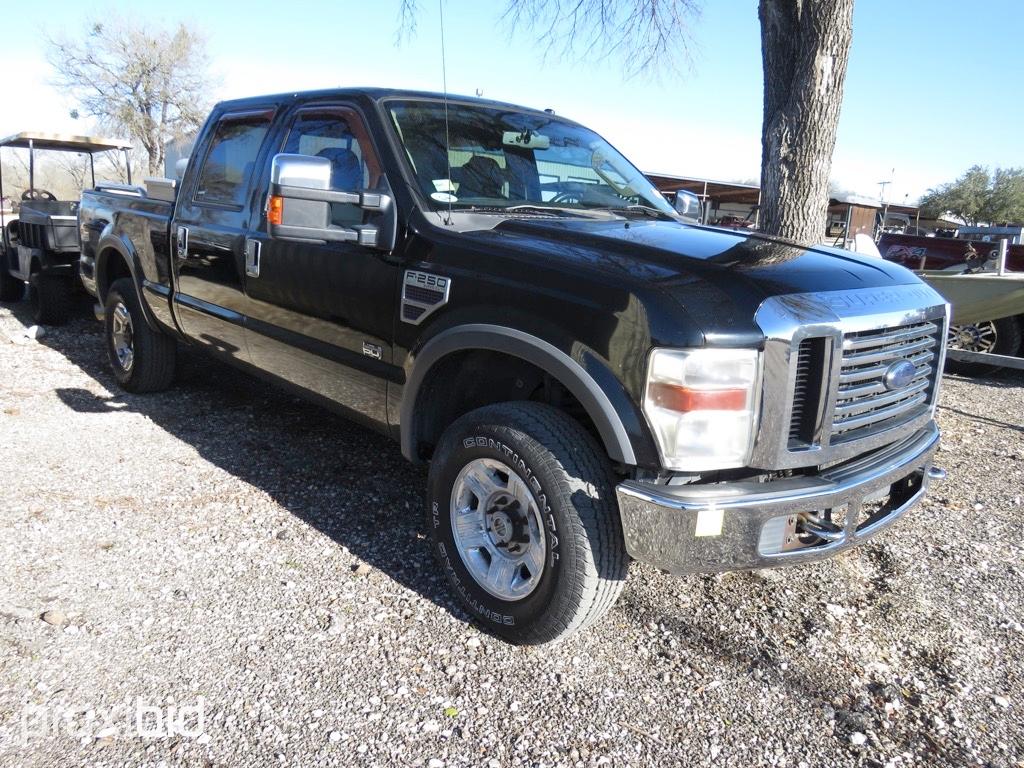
[79,88,949,643]
[880,231,1024,374]
[0,132,133,324]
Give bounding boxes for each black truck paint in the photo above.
[78,88,948,643]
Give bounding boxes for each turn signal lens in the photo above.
[643,348,761,472]
[267,195,284,225]
[648,383,749,412]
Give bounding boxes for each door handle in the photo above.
[245,239,261,278]
[175,226,188,259]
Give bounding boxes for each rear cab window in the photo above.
[193,110,274,207]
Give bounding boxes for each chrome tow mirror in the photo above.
[266,153,395,249]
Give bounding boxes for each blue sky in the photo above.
[6,0,1023,203]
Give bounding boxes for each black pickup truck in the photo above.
[79,88,949,644]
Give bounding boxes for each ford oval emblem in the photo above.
[883,360,917,391]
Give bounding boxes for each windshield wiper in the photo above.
[507,204,617,218]
[590,204,677,221]
[457,204,613,219]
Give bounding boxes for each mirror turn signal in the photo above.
[267,195,284,226]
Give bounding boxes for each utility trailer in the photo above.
[0,132,132,324]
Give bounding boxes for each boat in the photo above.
[918,271,1024,325]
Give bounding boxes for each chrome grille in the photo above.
[830,321,940,443]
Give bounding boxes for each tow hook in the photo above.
[927,466,947,481]
[796,514,844,543]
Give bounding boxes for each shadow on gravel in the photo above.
[5,300,473,629]
[937,404,1024,434]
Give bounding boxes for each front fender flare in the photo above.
[400,324,656,468]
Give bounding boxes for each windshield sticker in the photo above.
[430,191,458,203]
[432,178,454,192]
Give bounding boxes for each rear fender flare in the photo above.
[95,231,159,332]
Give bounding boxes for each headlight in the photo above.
[643,348,761,472]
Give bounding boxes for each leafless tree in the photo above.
[46,19,214,176]
[398,0,855,245]
[51,153,92,191]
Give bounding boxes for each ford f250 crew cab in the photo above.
[79,88,949,644]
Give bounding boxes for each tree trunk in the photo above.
[758,0,854,245]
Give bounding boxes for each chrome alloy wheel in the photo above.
[110,301,134,371]
[449,458,547,601]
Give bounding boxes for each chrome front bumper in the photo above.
[616,422,942,574]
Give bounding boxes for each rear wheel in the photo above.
[28,273,72,325]
[427,402,629,644]
[946,316,1023,376]
[104,278,177,392]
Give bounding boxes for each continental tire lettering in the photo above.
[443,539,514,625]
[434,492,515,625]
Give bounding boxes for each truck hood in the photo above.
[478,217,923,344]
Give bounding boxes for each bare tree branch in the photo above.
[396,0,700,78]
[396,0,421,45]
[501,0,702,78]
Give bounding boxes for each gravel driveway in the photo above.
[0,299,1021,768]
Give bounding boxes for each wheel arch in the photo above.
[400,324,657,468]
[95,233,159,331]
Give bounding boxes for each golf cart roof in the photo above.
[0,131,132,153]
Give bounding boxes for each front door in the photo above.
[242,104,400,429]
[172,108,276,363]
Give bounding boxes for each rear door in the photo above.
[172,108,275,362]
[242,103,399,429]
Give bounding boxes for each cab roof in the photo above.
[213,87,568,121]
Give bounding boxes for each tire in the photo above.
[427,402,628,644]
[0,268,23,302]
[104,277,177,392]
[28,273,72,325]
[946,316,1023,376]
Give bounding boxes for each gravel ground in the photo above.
[0,298,1022,768]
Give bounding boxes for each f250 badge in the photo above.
[401,270,452,325]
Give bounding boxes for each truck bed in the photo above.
[78,184,174,299]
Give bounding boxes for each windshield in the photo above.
[387,99,676,217]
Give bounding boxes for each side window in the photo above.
[194,111,273,206]
[282,108,384,226]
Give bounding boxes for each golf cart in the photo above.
[0,132,132,324]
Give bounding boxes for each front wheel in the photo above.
[427,402,629,644]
